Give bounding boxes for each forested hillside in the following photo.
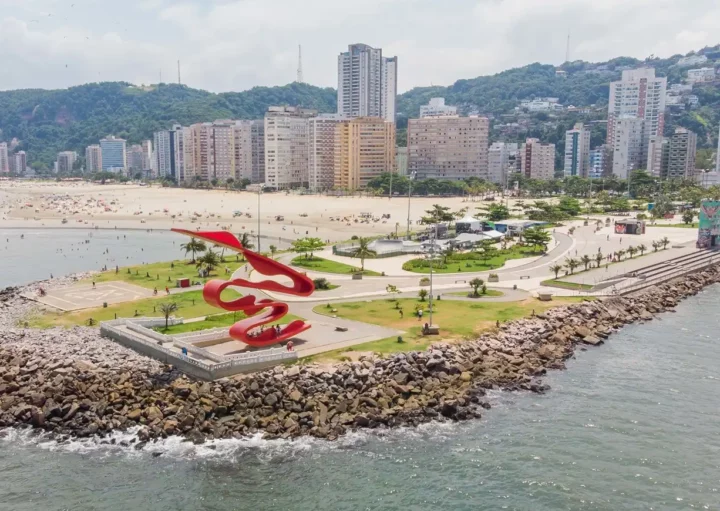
[1,44,719,168]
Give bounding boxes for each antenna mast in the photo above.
[565,32,571,63]
[297,45,304,83]
[177,60,181,85]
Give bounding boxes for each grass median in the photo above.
[155,312,305,335]
[291,256,382,276]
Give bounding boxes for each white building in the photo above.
[646,135,667,177]
[250,120,265,184]
[0,143,8,173]
[611,117,646,179]
[308,114,347,191]
[519,98,563,112]
[420,98,457,118]
[264,106,317,189]
[607,68,667,163]
[11,151,27,174]
[677,54,708,67]
[153,125,184,179]
[589,146,609,179]
[141,140,153,173]
[520,138,555,180]
[99,136,127,172]
[564,123,591,177]
[687,67,716,84]
[85,145,102,173]
[488,142,519,185]
[56,151,78,173]
[337,43,397,122]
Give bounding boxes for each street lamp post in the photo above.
[407,171,416,240]
[257,188,262,253]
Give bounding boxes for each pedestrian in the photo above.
[153,287,158,296]
[607,235,610,241]
[92,281,95,289]
[418,308,423,321]
[165,286,169,295]
[286,340,294,352]
[399,309,404,319]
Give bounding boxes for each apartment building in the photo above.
[666,128,697,180]
[57,151,78,173]
[141,140,153,173]
[99,136,126,172]
[407,116,489,181]
[420,98,457,118]
[85,145,102,173]
[250,120,265,184]
[232,121,253,182]
[520,138,555,180]
[0,143,8,173]
[564,123,591,177]
[309,114,347,191]
[488,142,519,185]
[264,106,317,189]
[334,117,395,190]
[11,151,27,174]
[611,117,646,179]
[337,44,397,122]
[589,145,611,179]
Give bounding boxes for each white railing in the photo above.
[174,327,230,344]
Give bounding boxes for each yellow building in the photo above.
[334,117,395,190]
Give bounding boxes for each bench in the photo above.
[520,275,531,280]
[335,326,349,332]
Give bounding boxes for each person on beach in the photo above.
[92,281,95,289]
[286,340,294,352]
[153,287,158,296]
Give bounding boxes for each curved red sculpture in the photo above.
[172,229,314,347]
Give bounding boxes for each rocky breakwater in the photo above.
[0,267,718,445]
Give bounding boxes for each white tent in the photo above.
[456,215,482,233]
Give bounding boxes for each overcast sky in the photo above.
[1,0,719,93]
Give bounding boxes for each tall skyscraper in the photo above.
[666,128,697,180]
[646,135,668,177]
[264,106,316,189]
[309,114,347,191]
[564,123,591,177]
[0,143,9,173]
[187,121,235,183]
[521,139,555,180]
[250,120,265,184]
[488,142,519,185]
[85,145,102,172]
[611,117,645,179]
[334,117,395,190]
[99,136,127,172]
[407,116,490,181]
[141,140,153,173]
[232,121,253,182]
[127,145,144,173]
[337,44,397,122]
[57,151,78,173]
[153,125,183,179]
[607,68,667,163]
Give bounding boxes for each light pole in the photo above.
[389,170,393,200]
[428,223,438,328]
[406,171,416,240]
[257,187,262,253]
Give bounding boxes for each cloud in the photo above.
[0,0,719,93]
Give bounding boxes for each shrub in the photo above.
[418,289,428,301]
[636,213,647,220]
[419,277,431,286]
[313,277,331,290]
[351,235,359,240]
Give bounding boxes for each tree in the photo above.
[210,177,219,187]
[477,239,498,264]
[581,254,592,271]
[595,252,603,268]
[616,249,626,261]
[652,241,660,252]
[682,210,695,225]
[479,203,510,221]
[421,204,454,224]
[418,289,428,301]
[661,237,670,250]
[523,228,552,253]
[196,250,221,272]
[159,302,178,331]
[626,246,637,259]
[225,177,235,190]
[638,244,647,256]
[350,237,377,271]
[180,238,207,263]
[441,245,455,264]
[557,196,581,216]
[564,257,580,274]
[269,244,278,259]
[469,278,484,297]
[239,232,255,251]
[291,237,325,260]
[549,263,563,279]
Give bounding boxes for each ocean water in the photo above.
[0,284,719,509]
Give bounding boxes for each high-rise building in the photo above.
[607,68,667,163]
[334,117,395,190]
[716,125,720,174]
[589,145,611,179]
[666,128,697,180]
[564,123,591,177]
[153,125,184,179]
[488,142,519,185]
[11,151,27,174]
[420,98,458,118]
[232,121,253,182]
[646,135,668,177]
[611,117,646,179]
[99,136,127,172]
[85,145,102,173]
[187,120,236,183]
[337,44,397,122]
[127,145,144,173]
[0,142,9,173]
[520,138,555,180]
[308,114,347,191]
[395,147,408,176]
[141,140,153,173]
[250,120,265,184]
[179,127,194,182]
[57,151,78,173]
[407,116,490,181]
[264,106,316,189]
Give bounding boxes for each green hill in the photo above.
[2,44,720,169]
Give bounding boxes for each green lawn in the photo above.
[84,258,246,290]
[310,295,591,361]
[315,284,341,291]
[445,289,505,298]
[541,280,593,291]
[647,223,696,229]
[291,256,382,276]
[402,244,542,274]
[155,312,304,335]
[25,288,241,329]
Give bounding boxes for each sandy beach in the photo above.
[0,181,485,242]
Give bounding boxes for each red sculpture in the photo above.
[172,229,314,347]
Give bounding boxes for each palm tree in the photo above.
[269,244,278,259]
[549,263,563,279]
[627,246,637,259]
[239,232,255,250]
[595,252,603,268]
[652,241,660,252]
[469,278,484,297]
[180,238,207,263]
[565,257,580,275]
[442,245,455,264]
[616,249,626,261]
[638,244,647,256]
[159,302,178,331]
[350,237,377,271]
[581,254,592,271]
[214,244,226,262]
[661,237,670,250]
[196,250,221,273]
